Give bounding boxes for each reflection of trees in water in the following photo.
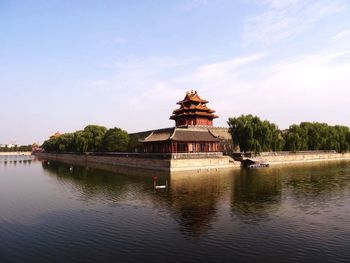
[163,170,236,238]
[41,161,237,237]
[230,162,350,220]
[41,161,153,202]
[281,162,350,207]
[231,168,282,222]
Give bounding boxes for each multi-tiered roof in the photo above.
[170,90,218,127]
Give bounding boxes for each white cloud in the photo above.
[331,29,350,41]
[191,52,267,81]
[244,0,346,44]
[87,49,350,132]
[85,56,196,131]
[175,49,350,128]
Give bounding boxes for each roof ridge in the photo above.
[142,131,154,141]
[169,127,177,140]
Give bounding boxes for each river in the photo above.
[1,155,350,262]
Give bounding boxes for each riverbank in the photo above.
[250,151,350,166]
[35,152,239,172]
[0,152,32,156]
[34,151,350,172]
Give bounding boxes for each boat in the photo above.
[242,159,269,169]
[247,163,269,168]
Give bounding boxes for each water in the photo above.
[1,156,350,263]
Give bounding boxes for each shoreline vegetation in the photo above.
[228,115,350,153]
[40,115,350,155]
[0,144,33,152]
[42,125,129,153]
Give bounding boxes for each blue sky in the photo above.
[1,0,350,144]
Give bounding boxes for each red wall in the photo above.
[176,117,213,127]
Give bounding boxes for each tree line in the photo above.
[42,116,350,154]
[228,115,350,153]
[42,125,130,153]
[0,145,33,152]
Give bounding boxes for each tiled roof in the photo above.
[170,128,220,142]
[208,127,232,140]
[170,91,218,121]
[172,103,215,114]
[170,111,218,119]
[139,128,174,142]
[177,90,208,104]
[139,127,226,143]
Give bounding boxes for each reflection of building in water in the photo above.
[231,169,282,222]
[163,170,236,237]
[41,159,242,237]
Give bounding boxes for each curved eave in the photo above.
[173,106,215,114]
[172,109,216,115]
[169,128,221,142]
[139,128,175,142]
[176,98,209,104]
[170,113,219,120]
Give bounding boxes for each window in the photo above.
[177,144,186,152]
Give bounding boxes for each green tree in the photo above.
[42,136,59,152]
[84,125,107,151]
[283,122,350,153]
[74,130,89,153]
[57,133,75,152]
[228,114,281,153]
[74,125,107,152]
[102,127,130,152]
[271,130,285,151]
[284,132,302,151]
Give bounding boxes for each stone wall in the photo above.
[171,156,238,171]
[253,151,350,165]
[36,152,170,170]
[35,152,239,172]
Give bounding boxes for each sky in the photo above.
[1,0,350,144]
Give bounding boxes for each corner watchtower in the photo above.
[170,90,218,127]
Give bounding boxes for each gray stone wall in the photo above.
[35,152,238,171]
[36,152,170,170]
[256,152,350,165]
